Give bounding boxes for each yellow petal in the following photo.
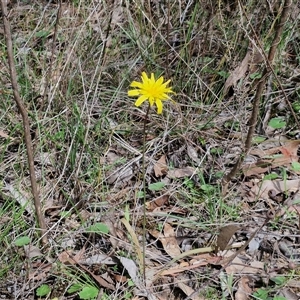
[150,73,155,82]
[162,79,171,87]
[141,72,149,83]
[156,76,164,86]
[130,81,143,88]
[128,90,140,96]
[135,95,148,107]
[156,99,163,114]
[149,97,155,106]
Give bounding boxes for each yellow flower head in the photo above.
[128,72,174,114]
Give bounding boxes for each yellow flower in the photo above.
[128,72,174,114]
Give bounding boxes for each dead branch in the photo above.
[1,1,48,245]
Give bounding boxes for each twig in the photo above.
[1,1,48,245]
[222,0,293,187]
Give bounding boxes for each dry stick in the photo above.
[1,2,48,245]
[222,0,293,187]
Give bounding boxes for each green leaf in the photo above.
[36,284,51,297]
[210,147,223,155]
[59,211,71,218]
[67,283,82,294]
[253,288,269,300]
[136,191,144,198]
[35,30,51,38]
[201,184,214,193]
[86,223,109,234]
[291,161,300,172]
[14,236,30,246]
[270,276,286,285]
[79,286,99,299]
[268,117,286,129]
[217,70,229,78]
[263,173,278,180]
[148,182,165,191]
[273,297,287,300]
[250,72,262,79]
[252,136,266,144]
[292,101,300,112]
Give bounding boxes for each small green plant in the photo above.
[14,236,30,246]
[268,117,286,129]
[36,284,51,297]
[252,276,288,300]
[68,284,99,300]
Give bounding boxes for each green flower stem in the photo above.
[141,103,150,282]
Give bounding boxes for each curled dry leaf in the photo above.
[146,194,169,211]
[217,225,240,251]
[224,51,251,94]
[235,276,252,300]
[167,166,196,179]
[247,179,300,201]
[187,144,201,166]
[154,155,168,177]
[149,223,181,258]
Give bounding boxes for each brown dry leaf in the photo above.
[217,225,240,251]
[58,248,85,265]
[224,51,251,94]
[224,253,265,275]
[24,245,43,259]
[248,179,300,201]
[0,129,10,139]
[235,277,252,300]
[149,223,181,258]
[176,281,205,300]
[187,144,201,166]
[146,194,169,211]
[243,140,300,176]
[28,263,52,281]
[160,258,212,276]
[154,155,168,177]
[167,166,196,179]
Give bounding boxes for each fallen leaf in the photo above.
[24,245,43,259]
[243,140,300,176]
[176,281,205,300]
[167,166,196,178]
[146,194,169,211]
[235,276,252,300]
[224,52,251,94]
[154,155,168,177]
[187,144,201,166]
[224,253,265,275]
[0,129,10,139]
[248,179,300,201]
[118,257,140,287]
[58,248,85,265]
[28,263,52,281]
[149,223,181,258]
[217,225,240,251]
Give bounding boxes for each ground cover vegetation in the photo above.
[0,0,300,299]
